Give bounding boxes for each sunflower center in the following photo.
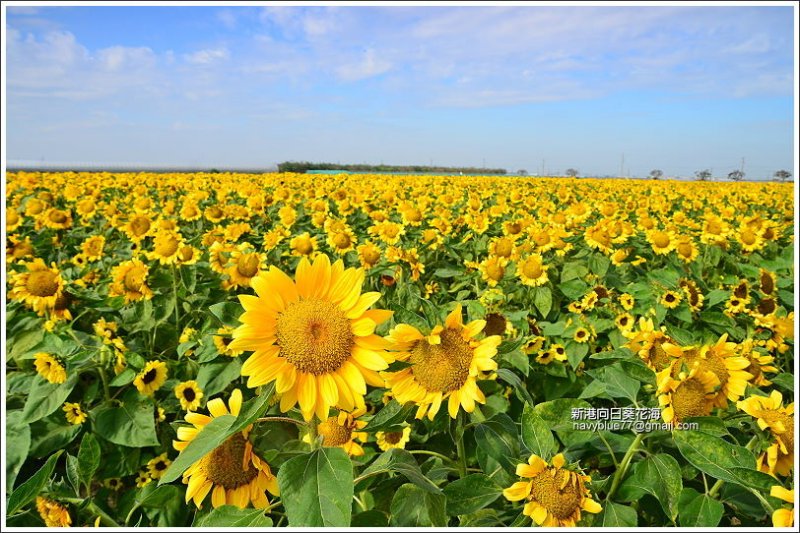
[207,206,223,219]
[237,255,260,278]
[383,431,404,444]
[409,328,473,393]
[142,369,157,384]
[760,272,775,294]
[183,388,196,402]
[741,230,756,245]
[49,211,67,223]
[406,208,422,222]
[647,337,671,370]
[682,353,729,387]
[318,418,352,446]
[494,238,513,258]
[733,283,748,299]
[155,236,180,257]
[652,231,670,248]
[530,468,582,520]
[670,378,711,421]
[333,233,351,249]
[677,243,693,257]
[201,434,258,489]
[276,298,354,375]
[665,293,676,303]
[522,258,543,279]
[483,313,507,336]
[295,239,313,255]
[179,246,195,261]
[507,222,522,235]
[757,298,776,315]
[130,217,150,236]
[362,247,380,265]
[534,232,550,246]
[26,270,59,297]
[486,263,505,281]
[124,267,146,291]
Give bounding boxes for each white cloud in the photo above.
[336,49,391,82]
[217,9,237,30]
[183,47,229,65]
[98,46,155,71]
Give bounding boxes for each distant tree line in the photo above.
[277,161,507,174]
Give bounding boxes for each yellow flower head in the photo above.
[133,360,168,396]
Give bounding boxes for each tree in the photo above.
[774,170,792,182]
[649,169,663,180]
[695,169,711,181]
[518,169,528,176]
[565,168,579,178]
[728,170,745,181]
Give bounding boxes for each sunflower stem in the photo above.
[408,449,458,466]
[97,367,111,401]
[749,487,776,515]
[456,433,468,479]
[257,416,308,428]
[308,417,320,450]
[605,432,645,502]
[171,264,181,335]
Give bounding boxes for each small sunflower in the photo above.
[133,360,168,396]
[80,235,106,262]
[356,241,382,269]
[770,486,794,527]
[679,279,704,312]
[660,290,682,309]
[304,408,368,456]
[109,259,153,303]
[175,380,204,411]
[214,326,243,357]
[383,304,500,420]
[135,470,153,488]
[147,231,184,265]
[34,352,67,384]
[174,389,279,509]
[146,452,173,480]
[41,207,73,230]
[516,255,549,287]
[674,237,699,263]
[573,327,591,344]
[9,258,65,314]
[36,497,71,527]
[624,317,673,371]
[758,268,777,295]
[618,293,635,311]
[615,313,634,332]
[478,256,508,287]
[737,391,794,477]
[737,225,764,252]
[230,254,394,422]
[63,402,87,425]
[224,245,266,290]
[176,244,201,266]
[290,232,319,258]
[503,453,602,527]
[647,229,676,255]
[376,426,412,451]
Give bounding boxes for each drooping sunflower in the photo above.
[737,391,794,477]
[624,317,674,371]
[770,486,794,527]
[383,304,500,420]
[133,360,168,396]
[36,497,71,527]
[109,259,153,303]
[175,380,204,411]
[656,366,719,425]
[679,279,704,312]
[303,408,368,456]
[737,339,777,387]
[9,258,65,314]
[174,389,279,509]
[34,352,67,384]
[229,254,393,422]
[176,244,201,266]
[376,426,412,451]
[503,453,602,527]
[63,402,87,425]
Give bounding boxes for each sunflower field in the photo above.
[4,171,796,528]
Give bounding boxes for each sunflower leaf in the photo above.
[7,450,63,516]
[521,404,557,460]
[159,414,236,484]
[21,373,78,423]
[362,400,414,433]
[443,473,501,516]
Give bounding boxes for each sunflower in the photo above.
[104,478,123,491]
[737,225,764,252]
[376,426,412,451]
[737,391,794,477]
[523,336,546,356]
[488,236,516,259]
[326,226,357,255]
[175,380,204,411]
[646,229,676,255]
[610,247,630,266]
[174,389,280,509]
[214,326,243,357]
[624,317,674,371]
[369,220,405,245]
[109,259,153,303]
[770,486,794,527]
[290,232,318,258]
[516,255,549,287]
[136,469,154,487]
[230,254,393,422]
[674,237,699,263]
[383,304,500,420]
[660,290,682,309]
[615,313,634,332]
[679,279,704,312]
[224,245,266,290]
[759,268,777,295]
[176,244,201,266]
[618,293,635,311]
[63,402,87,425]
[41,207,73,230]
[133,360,168,396]
[478,256,508,287]
[356,242,381,269]
[80,235,106,262]
[122,213,153,242]
[732,279,751,305]
[147,452,173,480]
[737,339,777,387]
[503,453,601,527]
[36,497,71,527]
[6,207,23,231]
[6,235,35,263]
[9,258,65,313]
[573,327,591,343]
[724,296,747,316]
[304,408,368,456]
[656,366,719,424]
[535,345,568,365]
[663,335,753,407]
[147,231,184,265]
[34,352,67,384]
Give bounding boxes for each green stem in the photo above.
[749,487,776,515]
[408,449,458,466]
[605,432,645,501]
[308,417,319,450]
[61,498,121,527]
[257,417,307,428]
[456,433,468,479]
[596,430,619,468]
[171,264,181,334]
[97,368,111,401]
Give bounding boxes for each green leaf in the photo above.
[7,450,62,515]
[196,358,243,397]
[209,301,245,327]
[160,415,236,484]
[685,416,731,438]
[389,483,447,527]
[22,374,78,423]
[433,267,463,278]
[565,341,589,369]
[600,502,638,527]
[93,389,159,448]
[617,454,682,521]
[678,488,723,527]
[278,447,353,527]
[496,368,533,405]
[194,506,273,527]
[585,364,640,403]
[770,373,794,393]
[559,279,589,300]
[358,448,441,494]
[588,253,610,278]
[673,430,775,490]
[7,329,45,362]
[28,417,81,458]
[65,454,80,495]
[109,367,136,387]
[561,261,588,282]
[704,289,729,308]
[6,411,31,491]
[352,510,389,527]
[77,433,101,491]
[362,400,415,433]
[442,474,501,516]
[474,413,519,482]
[521,404,556,460]
[589,347,635,360]
[532,286,553,318]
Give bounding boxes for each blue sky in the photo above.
[4,4,796,177]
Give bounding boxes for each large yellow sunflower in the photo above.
[737,391,794,477]
[9,258,65,314]
[503,453,602,527]
[109,259,153,303]
[174,389,279,509]
[229,254,393,422]
[383,304,500,421]
[34,352,67,384]
[656,365,719,425]
[516,255,549,287]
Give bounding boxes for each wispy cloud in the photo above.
[335,48,391,82]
